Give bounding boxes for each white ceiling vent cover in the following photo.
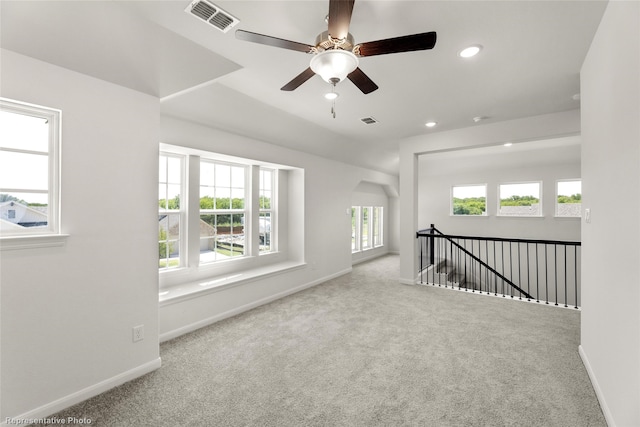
[185,0,239,33]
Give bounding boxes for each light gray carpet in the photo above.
[39,254,605,426]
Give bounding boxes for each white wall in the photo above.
[158,116,399,339]
[418,141,581,241]
[0,50,161,421]
[579,2,640,426]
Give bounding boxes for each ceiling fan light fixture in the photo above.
[459,45,482,58]
[310,50,359,84]
[324,91,339,100]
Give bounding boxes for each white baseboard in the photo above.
[579,345,614,426]
[2,358,161,427]
[160,267,352,342]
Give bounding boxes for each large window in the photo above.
[0,98,61,237]
[159,145,283,276]
[352,206,383,253]
[556,180,582,217]
[451,184,487,216]
[158,153,184,269]
[498,182,542,217]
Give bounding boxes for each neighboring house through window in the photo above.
[0,98,61,237]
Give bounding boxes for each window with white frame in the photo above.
[0,98,61,237]
[556,179,582,217]
[351,206,361,252]
[372,206,383,247]
[259,168,274,254]
[498,182,542,217]
[352,206,383,253]
[199,160,246,263]
[158,153,184,269]
[159,145,285,277]
[451,184,487,216]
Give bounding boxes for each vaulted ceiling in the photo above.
[0,1,607,174]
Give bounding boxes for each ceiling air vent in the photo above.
[360,117,379,125]
[185,0,239,33]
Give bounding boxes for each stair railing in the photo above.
[416,224,581,309]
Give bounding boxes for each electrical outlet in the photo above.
[132,325,144,342]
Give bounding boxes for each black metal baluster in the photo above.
[574,246,579,309]
[545,244,549,304]
[517,242,522,300]
[509,241,514,299]
[564,245,568,308]
[535,243,540,303]
[554,244,558,306]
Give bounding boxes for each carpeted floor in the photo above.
[39,254,605,426]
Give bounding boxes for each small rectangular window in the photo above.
[351,207,360,253]
[373,207,383,247]
[556,180,582,217]
[498,182,542,217]
[451,185,487,216]
[259,168,274,254]
[0,98,61,237]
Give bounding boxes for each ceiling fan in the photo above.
[235,0,437,95]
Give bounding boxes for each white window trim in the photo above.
[158,152,186,270]
[259,167,276,255]
[0,98,63,248]
[450,184,488,217]
[555,178,582,218]
[159,143,293,291]
[352,205,384,254]
[497,181,544,218]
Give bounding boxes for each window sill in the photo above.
[0,234,69,251]
[496,215,545,219]
[159,260,307,306]
[554,215,581,220]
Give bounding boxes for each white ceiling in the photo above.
[0,1,607,174]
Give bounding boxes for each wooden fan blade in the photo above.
[236,30,314,53]
[281,67,316,91]
[356,32,437,57]
[328,0,355,41]
[347,67,378,94]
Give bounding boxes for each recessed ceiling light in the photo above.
[504,142,513,147]
[425,121,437,128]
[459,45,482,58]
[473,116,489,123]
[324,92,339,100]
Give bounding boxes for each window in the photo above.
[556,180,582,217]
[372,206,383,247]
[498,182,542,217]
[351,206,361,252]
[158,153,184,269]
[259,168,274,254]
[352,206,384,253]
[451,184,487,216]
[0,98,61,237]
[199,160,246,263]
[159,145,287,279]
